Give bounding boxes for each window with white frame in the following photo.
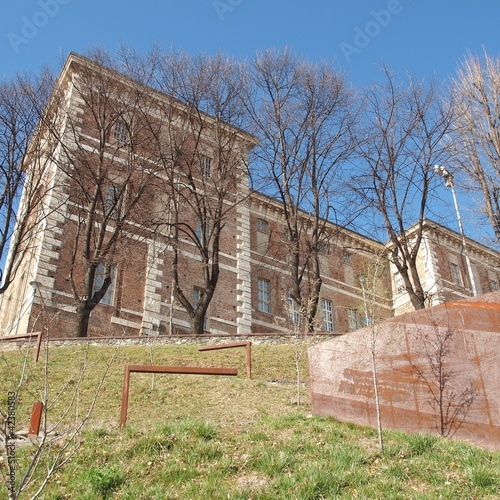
[256,219,270,254]
[317,240,329,255]
[394,273,405,294]
[104,183,120,218]
[92,263,115,305]
[348,308,359,331]
[195,217,211,243]
[450,262,462,286]
[322,299,334,332]
[361,315,374,327]
[288,290,300,324]
[258,278,271,313]
[113,121,128,143]
[200,154,212,177]
[256,219,269,232]
[342,251,352,264]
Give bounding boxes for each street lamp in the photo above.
[434,165,477,296]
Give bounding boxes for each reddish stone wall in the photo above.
[308,291,500,450]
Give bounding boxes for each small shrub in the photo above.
[466,466,497,488]
[82,466,124,498]
[406,432,437,457]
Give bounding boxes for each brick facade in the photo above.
[2,54,500,338]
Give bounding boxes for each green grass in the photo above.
[1,343,499,499]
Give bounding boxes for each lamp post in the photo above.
[434,165,477,296]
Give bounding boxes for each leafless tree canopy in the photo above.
[354,68,454,310]
[151,50,253,335]
[7,47,500,337]
[451,51,500,246]
[247,48,359,330]
[0,70,55,294]
[47,50,163,337]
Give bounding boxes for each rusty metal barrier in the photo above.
[198,342,252,379]
[0,331,43,362]
[29,401,44,436]
[120,364,238,428]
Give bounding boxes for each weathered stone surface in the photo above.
[308,291,500,450]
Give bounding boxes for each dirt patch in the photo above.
[236,472,269,491]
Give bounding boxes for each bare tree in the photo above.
[450,50,500,246]
[151,51,255,335]
[43,50,162,337]
[354,68,454,310]
[247,48,358,331]
[0,321,117,498]
[0,69,56,295]
[358,258,387,452]
[405,322,477,437]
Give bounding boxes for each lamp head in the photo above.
[434,164,454,188]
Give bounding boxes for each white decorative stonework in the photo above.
[236,198,252,334]
[140,240,167,335]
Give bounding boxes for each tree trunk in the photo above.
[75,303,92,338]
[191,312,205,335]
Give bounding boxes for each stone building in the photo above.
[1,54,500,338]
[390,219,500,315]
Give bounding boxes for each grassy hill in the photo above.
[1,342,499,499]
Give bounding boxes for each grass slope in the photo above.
[1,342,499,499]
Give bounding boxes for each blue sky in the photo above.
[2,0,500,86]
[1,0,500,245]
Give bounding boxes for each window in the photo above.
[348,308,359,331]
[288,290,300,324]
[193,287,203,307]
[113,121,128,143]
[200,154,212,177]
[317,241,329,255]
[256,219,270,254]
[258,278,271,313]
[342,251,352,264]
[491,281,499,292]
[361,315,374,327]
[450,262,462,286]
[195,217,211,243]
[322,299,334,332]
[93,263,114,305]
[256,219,269,232]
[394,273,405,294]
[104,184,120,218]
[195,218,203,241]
